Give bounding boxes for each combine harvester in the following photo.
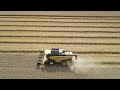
[37,48,77,69]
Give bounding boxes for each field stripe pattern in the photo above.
[0,15,120,53]
[1,14,120,79]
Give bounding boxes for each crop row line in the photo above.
[0,25,120,28]
[1,15,120,17]
[0,17,120,20]
[0,30,120,33]
[0,41,120,45]
[0,35,120,39]
[0,50,120,54]
[0,20,120,23]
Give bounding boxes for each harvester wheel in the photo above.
[47,60,56,66]
[62,62,66,66]
[36,63,41,69]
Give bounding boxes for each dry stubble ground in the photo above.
[0,15,120,79]
[0,53,120,79]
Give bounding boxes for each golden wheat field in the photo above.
[0,12,120,79]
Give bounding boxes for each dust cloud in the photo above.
[69,55,99,74]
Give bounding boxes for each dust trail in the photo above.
[69,55,99,74]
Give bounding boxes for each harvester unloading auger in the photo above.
[37,48,77,68]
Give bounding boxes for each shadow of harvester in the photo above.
[36,64,71,72]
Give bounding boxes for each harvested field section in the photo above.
[0,15,120,19]
[0,14,120,79]
[0,44,120,52]
[0,37,120,43]
[1,53,120,79]
[1,26,120,32]
[1,31,120,37]
[0,22,120,27]
[0,15,120,56]
[1,19,120,23]
[0,53,79,79]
